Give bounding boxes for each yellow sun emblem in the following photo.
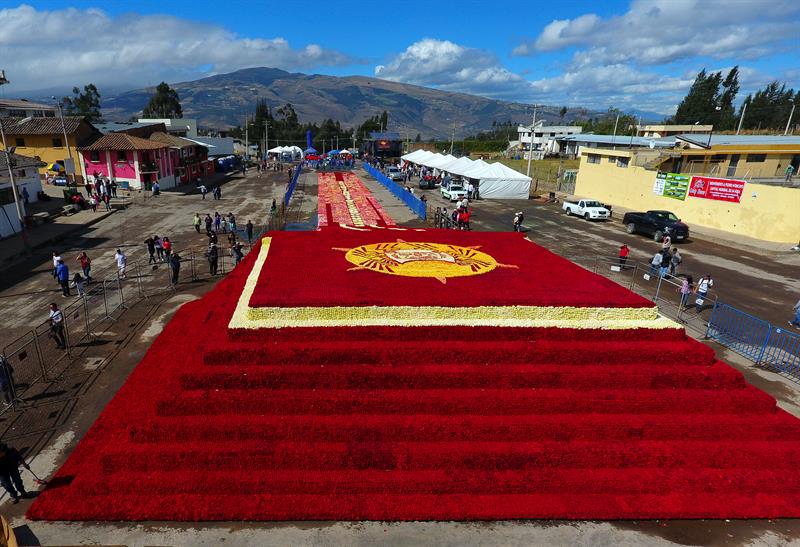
[343,241,499,279]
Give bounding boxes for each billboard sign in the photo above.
[654,172,690,200]
[688,176,746,203]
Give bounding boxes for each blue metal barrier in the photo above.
[363,164,427,220]
[706,301,800,378]
[284,165,302,207]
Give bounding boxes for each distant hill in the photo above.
[101,67,597,139]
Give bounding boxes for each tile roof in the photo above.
[80,133,167,151]
[0,151,47,171]
[149,131,195,148]
[0,116,87,135]
[0,98,57,111]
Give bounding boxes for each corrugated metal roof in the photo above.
[80,133,167,151]
[559,134,676,147]
[0,116,87,135]
[677,134,800,146]
[95,121,163,134]
[0,99,56,111]
[0,151,47,171]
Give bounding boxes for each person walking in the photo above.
[89,194,97,212]
[695,274,714,312]
[618,244,629,269]
[144,237,156,264]
[49,302,66,349]
[786,164,795,183]
[270,199,277,216]
[214,212,222,232]
[659,249,671,278]
[0,443,30,504]
[71,272,86,297]
[246,220,254,243]
[110,179,118,198]
[213,185,221,200]
[103,192,111,211]
[204,214,213,235]
[76,251,92,282]
[513,211,524,232]
[207,242,219,275]
[231,242,244,265]
[51,251,62,282]
[193,213,201,234]
[199,184,208,200]
[649,251,662,276]
[661,233,672,251]
[169,251,181,285]
[227,212,236,233]
[679,275,694,309]
[114,249,127,279]
[670,247,683,276]
[56,259,70,297]
[789,298,800,328]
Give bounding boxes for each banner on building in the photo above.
[654,172,690,200]
[688,176,746,203]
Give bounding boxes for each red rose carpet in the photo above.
[27,226,800,521]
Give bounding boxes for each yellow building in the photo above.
[573,135,800,244]
[0,116,99,183]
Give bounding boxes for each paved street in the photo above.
[0,168,300,347]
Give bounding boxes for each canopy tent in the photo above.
[268,146,285,153]
[461,162,531,199]
[268,145,304,158]
[401,149,435,163]
[304,147,318,154]
[327,149,340,155]
[422,154,457,169]
[339,149,352,155]
[439,156,475,176]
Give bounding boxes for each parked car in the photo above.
[440,180,467,201]
[562,199,611,220]
[622,210,690,241]
[385,166,405,182]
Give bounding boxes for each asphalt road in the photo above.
[417,183,800,329]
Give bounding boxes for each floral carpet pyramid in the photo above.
[27,226,800,521]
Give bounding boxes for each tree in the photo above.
[672,69,723,125]
[142,82,183,119]
[559,106,568,121]
[716,66,740,130]
[414,133,422,142]
[62,84,102,122]
[738,81,796,131]
[576,107,635,135]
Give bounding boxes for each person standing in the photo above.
[214,185,222,200]
[513,211,524,232]
[49,302,66,349]
[169,251,181,285]
[151,181,160,197]
[199,184,208,200]
[103,192,111,211]
[114,249,127,279]
[204,214,213,235]
[76,251,92,282]
[71,272,86,297]
[51,251,62,282]
[144,237,157,264]
[670,247,682,276]
[207,242,219,275]
[21,187,29,205]
[679,275,694,309]
[661,233,672,251]
[246,220,254,243]
[154,235,164,262]
[618,244,629,269]
[0,355,16,407]
[162,237,172,258]
[56,259,70,297]
[193,213,201,234]
[231,242,244,265]
[789,298,800,328]
[270,199,277,216]
[786,164,795,183]
[695,274,714,312]
[214,212,222,232]
[659,249,671,278]
[110,179,118,198]
[649,251,662,276]
[0,443,30,504]
[228,212,236,233]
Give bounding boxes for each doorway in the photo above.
[726,154,740,177]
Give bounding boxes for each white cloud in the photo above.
[516,0,800,65]
[374,39,534,101]
[0,5,353,91]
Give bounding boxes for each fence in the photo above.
[283,165,302,208]
[363,164,427,221]
[584,254,800,381]
[0,235,262,415]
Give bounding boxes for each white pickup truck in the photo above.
[562,199,611,220]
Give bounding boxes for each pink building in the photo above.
[149,132,214,185]
[80,134,174,190]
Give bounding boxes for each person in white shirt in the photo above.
[51,252,62,282]
[114,249,127,279]
[695,274,714,312]
[48,303,66,349]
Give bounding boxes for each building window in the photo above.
[710,154,727,162]
[52,137,63,147]
[608,156,616,163]
[90,151,100,163]
[8,109,26,117]
[549,133,555,137]
[44,111,55,118]
[117,150,127,161]
[587,154,601,164]
[746,154,766,163]
[14,138,25,147]
[617,157,630,168]
[18,169,26,177]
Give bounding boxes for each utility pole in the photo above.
[449,120,456,155]
[736,102,747,135]
[53,98,75,186]
[0,117,30,250]
[611,113,620,150]
[785,104,796,136]
[629,117,639,149]
[264,121,269,158]
[526,106,537,178]
[244,116,249,161]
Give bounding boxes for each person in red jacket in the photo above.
[618,244,630,269]
[460,208,471,231]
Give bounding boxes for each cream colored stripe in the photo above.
[228,236,272,329]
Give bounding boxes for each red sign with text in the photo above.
[688,176,746,203]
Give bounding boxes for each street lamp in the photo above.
[52,96,76,186]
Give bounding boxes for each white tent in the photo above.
[423,154,457,169]
[461,162,531,199]
[457,159,490,178]
[401,149,434,163]
[439,156,475,176]
[268,146,286,153]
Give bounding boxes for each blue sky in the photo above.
[1,0,798,115]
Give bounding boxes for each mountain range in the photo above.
[100,67,607,139]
